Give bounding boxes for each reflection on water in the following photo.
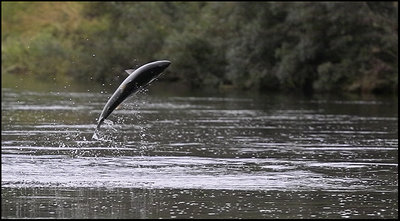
[2,187,397,219]
[1,86,398,219]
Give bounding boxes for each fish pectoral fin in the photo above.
[124,69,135,75]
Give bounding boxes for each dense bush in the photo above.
[2,2,398,94]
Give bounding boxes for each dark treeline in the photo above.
[2,2,398,94]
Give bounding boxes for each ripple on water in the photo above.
[1,88,398,219]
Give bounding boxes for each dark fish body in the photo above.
[96,60,171,129]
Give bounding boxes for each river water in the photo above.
[1,84,398,219]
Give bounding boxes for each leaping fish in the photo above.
[96,60,171,129]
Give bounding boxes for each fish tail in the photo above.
[96,118,104,130]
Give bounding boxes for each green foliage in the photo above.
[3,33,68,81]
[2,2,398,94]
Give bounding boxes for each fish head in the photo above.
[122,60,171,91]
[152,60,171,73]
[144,60,171,81]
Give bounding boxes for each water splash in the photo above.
[103,119,117,131]
[92,129,114,142]
[92,130,100,140]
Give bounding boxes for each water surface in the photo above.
[1,85,398,218]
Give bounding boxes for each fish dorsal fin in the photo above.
[124,69,135,75]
